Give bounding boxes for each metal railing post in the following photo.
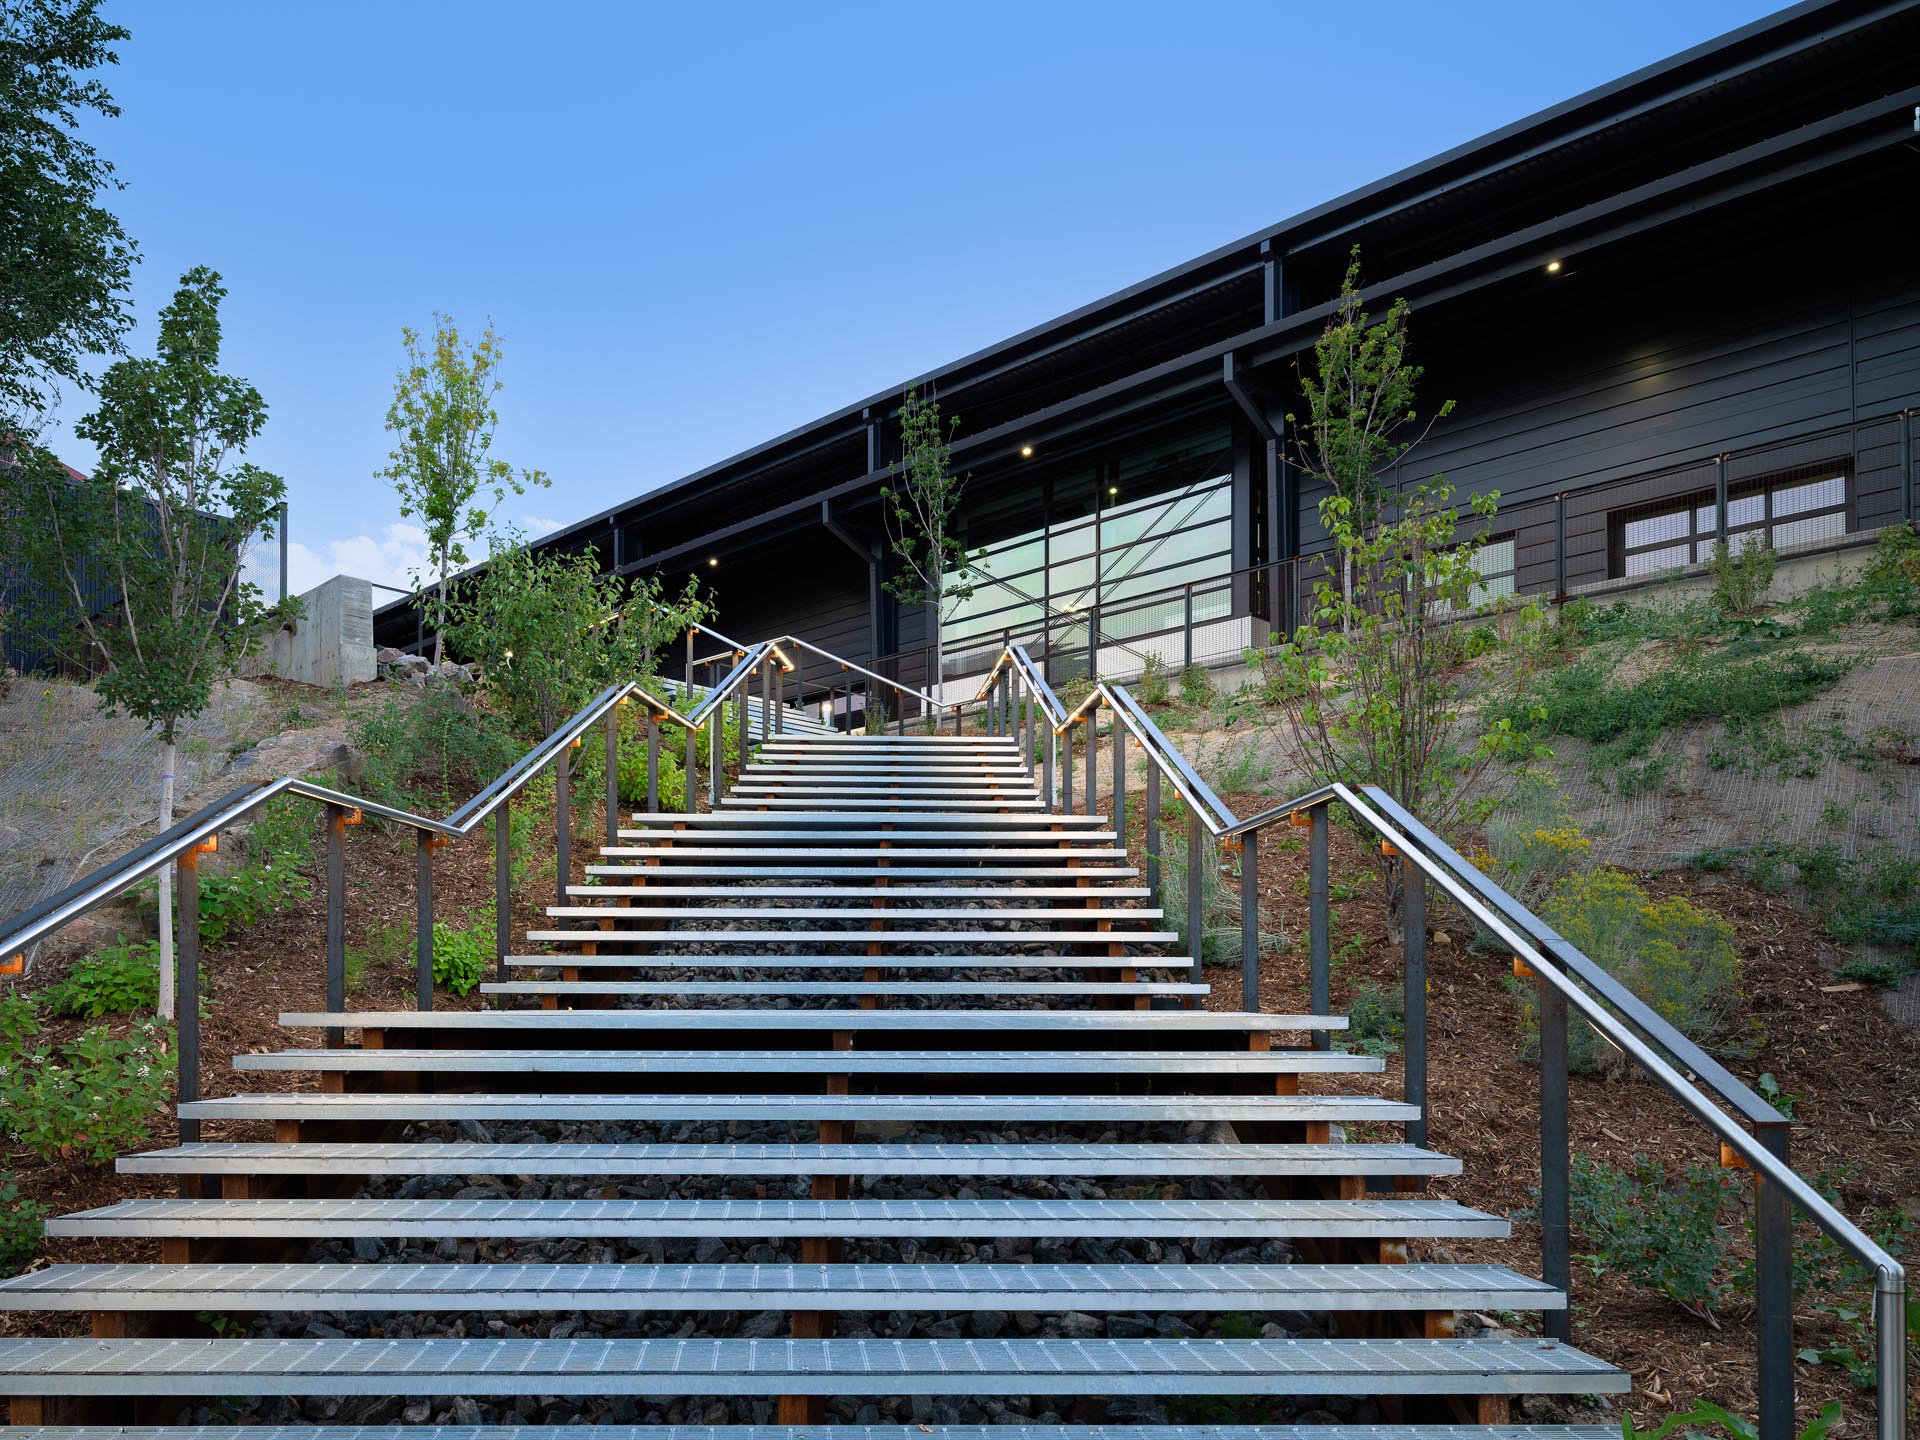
[176,843,204,1151]
[759,662,771,744]
[415,831,435,1012]
[774,661,784,736]
[708,706,721,807]
[494,800,511,982]
[1554,493,1568,602]
[555,744,570,913]
[1111,723,1125,841]
[1715,454,1729,542]
[1538,967,1571,1342]
[736,668,750,768]
[1083,715,1098,816]
[1403,862,1427,1151]
[1309,806,1329,1048]
[1186,808,1206,1000]
[645,715,660,814]
[1088,603,1099,681]
[325,804,347,1046]
[1239,828,1259,1012]
[1754,1121,1796,1440]
[1000,669,1012,743]
[1144,763,1160,898]
[1042,713,1055,803]
[1062,721,1075,812]
[685,632,697,797]
[951,705,962,736]
[1183,584,1194,669]
[604,708,620,848]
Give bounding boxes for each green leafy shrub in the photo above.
[0,1175,48,1277]
[1687,840,1920,970]
[1178,663,1213,707]
[1342,981,1402,1057]
[1624,1399,1841,1440]
[571,705,691,811]
[0,1014,174,1163]
[430,919,491,997]
[1709,533,1776,615]
[1520,869,1747,1072]
[1212,735,1271,794]
[194,858,312,945]
[1565,1153,1740,1319]
[1135,653,1172,706]
[39,936,208,1019]
[355,686,523,812]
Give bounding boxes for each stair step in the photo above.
[719,798,1046,810]
[598,849,1131,861]
[52,1195,1496,1240]
[605,833,1119,846]
[0,1335,1628,1397]
[276,1008,1338,1033]
[0,1426,1623,1440]
[540,906,1163,921]
[525,933,1178,953]
[583,866,1140,880]
[120,1140,1458,1179]
[179,1093,1418,1123]
[232,1047,1374,1075]
[624,811,1106,826]
[565,885,1154,899]
[480,980,1209,998]
[0,1262,1556,1313]
[504,953,1191,970]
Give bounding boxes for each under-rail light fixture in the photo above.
[1019,444,1034,458]
[1545,259,1563,275]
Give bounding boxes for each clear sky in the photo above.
[43,0,1784,596]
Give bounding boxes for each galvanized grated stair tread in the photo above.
[540,905,1164,920]
[179,1092,1419,1122]
[0,1426,1625,1440]
[232,1047,1360,1074]
[0,1335,1629,1396]
[598,848,1132,861]
[502,954,1195,970]
[0,1262,1559,1311]
[522,929,1182,945]
[51,1196,1498,1239]
[119,1141,1459,1178]
[564,885,1155,898]
[481,981,1207,997]
[275,1007,1342,1030]
[582,866,1141,879]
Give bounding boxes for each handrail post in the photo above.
[1144,763,1160,897]
[736,668,749,769]
[175,842,204,1151]
[1088,603,1099,681]
[1111,721,1125,843]
[1715,453,1729,542]
[494,800,511,982]
[1183,584,1194,669]
[685,632,697,798]
[1062,721,1075,812]
[759,662,771,745]
[1309,806,1329,1049]
[1186,808,1206,1005]
[555,744,571,913]
[1403,862,1427,1152]
[1538,967,1571,1342]
[1041,710,1055,803]
[604,708,620,848]
[999,668,1012,745]
[708,705,721,808]
[1239,828,1259,1012]
[774,661,785,737]
[1754,1120,1796,1440]
[1084,715,1098,817]
[415,830,435,1012]
[645,714,660,814]
[325,804,347,1046]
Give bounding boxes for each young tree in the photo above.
[0,0,136,437]
[879,388,973,696]
[376,316,548,664]
[8,267,289,1017]
[1290,248,1452,531]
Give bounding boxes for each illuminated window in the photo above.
[1612,471,1848,578]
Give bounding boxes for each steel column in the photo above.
[325,804,347,1045]
[1754,1121,1796,1440]
[1903,410,1914,525]
[1554,494,1568,602]
[1240,828,1260,1012]
[1714,454,1729,542]
[1403,864,1428,1151]
[494,800,511,981]
[1309,807,1329,1050]
[1538,969,1571,1343]
[604,710,620,848]
[1183,585,1194,669]
[176,847,203,1150]
[1144,763,1161,897]
[1088,603,1099,680]
[415,831,435,1013]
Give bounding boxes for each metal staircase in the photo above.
[0,727,1634,1434]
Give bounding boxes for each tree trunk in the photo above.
[156,739,177,1022]
[431,560,447,668]
[929,588,944,721]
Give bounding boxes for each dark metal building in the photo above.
[375,0,1920,717]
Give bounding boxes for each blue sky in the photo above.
[46,0,1782,595]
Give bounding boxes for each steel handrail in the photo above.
[1043,668,1906,1437]
[975,645,1068,728]
[774,635,954,714]
[0,639,786,967]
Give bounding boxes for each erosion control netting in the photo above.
[0,678,279,930]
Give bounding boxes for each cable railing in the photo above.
[974,643,1908,1440]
